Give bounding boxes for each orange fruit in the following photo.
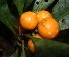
[20,11,38,30]
[37,17,59,39]
[37,10,52,22]
[28,39,34,53]
[28,34,42,53]
[33,34,42,38]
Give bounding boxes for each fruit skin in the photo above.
[20,11,38,30]
[28,34,42,53]
[37,17,59,39]
[33,34,42,38]
[37,10,52,22]
[28,39,34,53]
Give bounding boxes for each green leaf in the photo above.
[24,0,33,10]
[32,0,55,11]
[32,38,69,57]
[0,0,15,34]
[10,49,18,57]
[13,0,25,15]
[52,0,69,30]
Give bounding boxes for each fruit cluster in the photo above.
[20,10,60,52]
[20,10,59,39]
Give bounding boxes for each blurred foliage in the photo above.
[0,0,15,34]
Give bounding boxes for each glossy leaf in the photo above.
[31,38,69,57]
[52,0,69,30]
[0,0,15,34]
[13,0,25,15]
[32,0,55,11]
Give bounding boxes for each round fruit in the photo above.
[37,10,52,22]
[28,34,42,53]
[20,11,38,30]
[37,17,59,39]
